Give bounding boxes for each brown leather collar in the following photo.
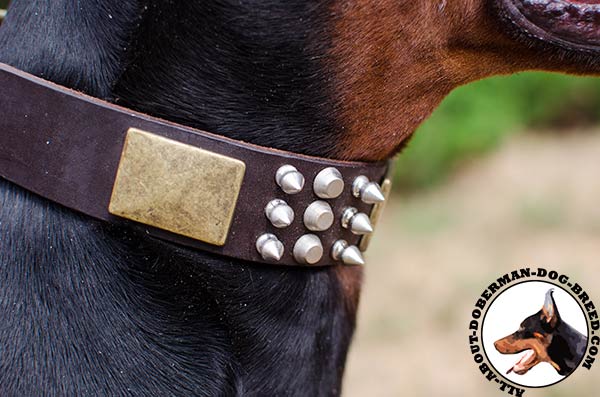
[0,63,391,267]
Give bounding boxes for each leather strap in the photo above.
[0,63,389,267]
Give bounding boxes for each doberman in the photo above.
[494,289,587,377]
[0,1,599,395]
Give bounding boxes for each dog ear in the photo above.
[541,289,559,328]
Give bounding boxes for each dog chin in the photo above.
[497,0,600,53]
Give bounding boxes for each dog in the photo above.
[1,1,599,395]
[494,289,587,377]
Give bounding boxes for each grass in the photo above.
[394,72,600,191]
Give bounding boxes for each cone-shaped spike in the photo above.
[261,239,284,261]
[331,240,349,261]
[350,212,374,235]
[256,233,284,261]
[270,206,294,228]
[265,199,294,228]
[341,245,365,266]
[361,182,385,204]
[276,165,305,194]
[281,172,304,194]
[341,207,358,230]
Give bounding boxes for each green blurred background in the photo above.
[395,73,600,191]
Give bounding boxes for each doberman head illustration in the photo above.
[494,289,587,377]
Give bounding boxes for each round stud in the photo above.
[352,176,385,204]
[332,240,366,266]
[313,167,344,199]
[303,200,335,232]
[256,233,284,261]
[293,234,323,265]
[265,199,294,228]
[276,165,305,194]
[341,207,373,235]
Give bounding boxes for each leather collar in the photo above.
[0,63,391,267]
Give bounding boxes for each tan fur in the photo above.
[330,1,600,161]
[334,265,363,316]
[494,333,559,373]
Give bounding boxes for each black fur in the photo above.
[0,1,354,395]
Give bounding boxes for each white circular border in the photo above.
[481,281,588,388]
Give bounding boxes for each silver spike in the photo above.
[362,183,385,204]
[265,199,294,228]
[331,240,348,261]
[304,200,334,231]
[256,233,284,261]
[352,175,385,204]
[341,207,358,229]
[341,207,373,235]
[331,240,366,266]
[313,167,344,199]
[293,234,323,265]
[341,245,366,266]
[350,212,373,235]
[276,165,305,194]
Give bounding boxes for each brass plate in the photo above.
[359,178,392,252]
[109,128,246,246]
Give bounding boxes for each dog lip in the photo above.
[509,349,537,375]
[501,0,600,52]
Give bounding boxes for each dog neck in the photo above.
[0,1,362,394]
[113,1,347,160]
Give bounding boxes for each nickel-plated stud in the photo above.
[332,240,366,266]
[304,200,335,232]
[265,199,294,228]
[352,176,385,204]
[341,207,374,235]
[276,165,305,194]
[256,233,284,261]
[313,167,344,199]
[293,234,323,265]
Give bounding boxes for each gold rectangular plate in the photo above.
[109,128,246,246]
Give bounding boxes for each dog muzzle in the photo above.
[0,63,392,267]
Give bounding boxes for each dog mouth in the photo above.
[501,0,600,51]
[507,349,537,375]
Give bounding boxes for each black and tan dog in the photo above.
[495,289,587,377]
[1,1,600,395]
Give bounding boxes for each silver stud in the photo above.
[293,234,323,265]
[265,199,294,228]
[304,200,335,232]
[350,213,373,235]
[341,207,373,235]
[352,176,385,204]
[332,240,366,266]
[313,167,344,199]
[276,165,305,194]
[256,233,284,261]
